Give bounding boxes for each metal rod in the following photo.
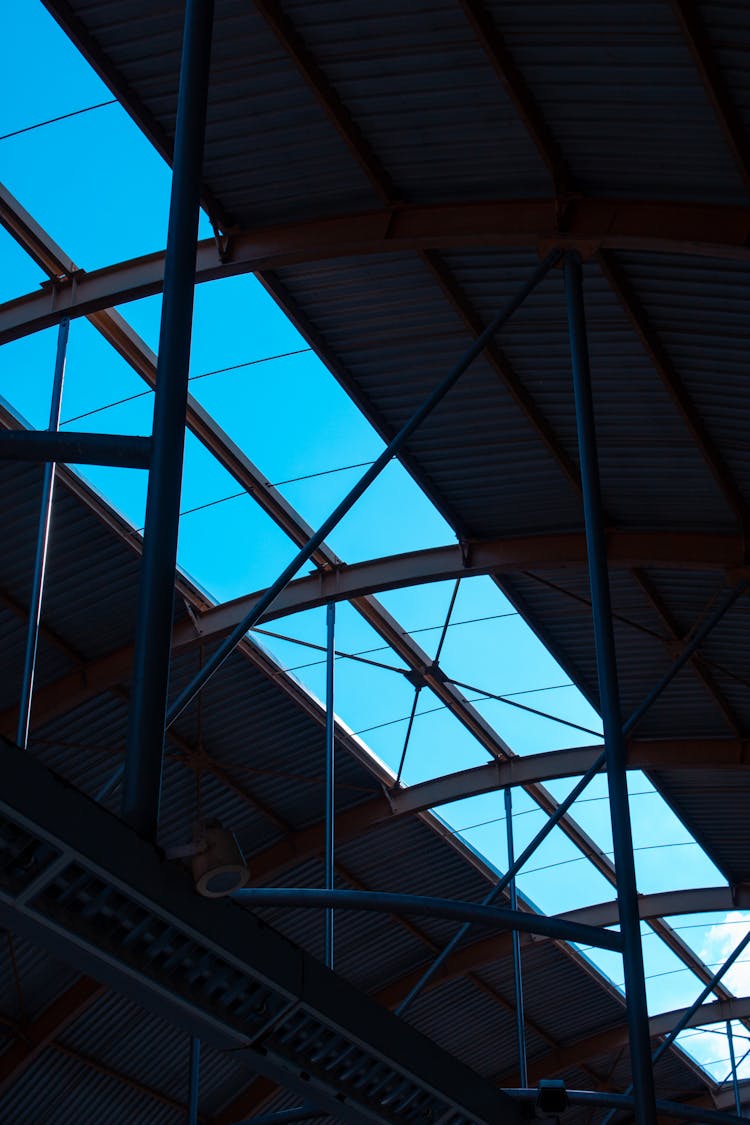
[565,249,655,1123]
[396,750,606,1014]
[502,1087,746,1124]
[727,1020,742,1117]
[0,430,151,468]
[122,0,215,838]
[188,1036,200,1125]
[165,250,562,729]
[234,1111,325,1125]
[17,317,69,750]
[599,925,750,1125]
[324,600,335,970]
[97,500,740,805]
[505,787,527,1087]
[395,686,420,785]
[382,566,740,1018]
[623,579,747,738]
[233,886,622,951]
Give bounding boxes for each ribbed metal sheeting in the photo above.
[271,250,737,540]
[499,566,740,739]
[0,1045,183,1125]
[649,765,750,886]
[0,931,80,1028]
[271,250,584,540]
[489,0,746,202]
[614,250,750,508]
[281,0,550,203]
[46,0,750,214]
[64,0,377,228]
[56,990,258,1116]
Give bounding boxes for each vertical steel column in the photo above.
[727,1021,742,1117]
[504,787,527,1087]
[324,601,335,969]
[188,1036,200,1125]
[122,0,214,837]
[17,318,69,750]
[564,250,657,1124]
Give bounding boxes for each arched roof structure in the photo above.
[2,1,750,1121]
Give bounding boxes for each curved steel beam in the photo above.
[245,738,750,886]
[373,886,750,1010]
[4,198,750,344]
[502,995,750,1085]
[4,532,744,739]
[188,531,746,642]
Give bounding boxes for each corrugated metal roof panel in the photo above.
[488,0,746,202]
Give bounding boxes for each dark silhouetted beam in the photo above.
[670,0,750,196]
[502,995,750,1085]
[598,251,750,529]
[6,198,750,343]
[0,430,151,469]
[459,0,572,194]
[0,975,105,1094]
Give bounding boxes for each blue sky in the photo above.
[3,1,750,1089]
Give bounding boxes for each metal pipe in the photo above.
[395,750,605,1014]
[324,600,335,970]
[122,0,215,838]
[727,1020,742,1117]
[234,1111,325,1125]
[504,787,527,1087]
[0,430,151,468]
[502,1087,745,1124]
[17,317,69,750]
[232,887,622,951]
[564,249,657,1125]
[623,579,747,738]
[165,249,562,729]
[188,1036,200,1125]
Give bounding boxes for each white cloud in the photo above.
[700,912,750,997]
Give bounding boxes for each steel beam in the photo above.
[0,430,151,468]
[669,0,750,197]
[598,250,750,530]
[0,975,105,1094]
[565,250,656,1122]
[502,996,750,1085]
[122,0,215,838]
[7,198,750,343]
[165,250,561,728]
[373,885,750,1008]
[232,887,623,952]
[324,601,335,970]
[458,0,572,195]
[0,738,521,1125]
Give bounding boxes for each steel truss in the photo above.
[1,4,748,1119]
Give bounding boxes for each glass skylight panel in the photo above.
[2,1,745,1099]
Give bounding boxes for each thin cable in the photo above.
[175,460,377,520]
[60,348,312,425]
[353,682,577,736]
[452,788,659,834]
[0,99,118,142]
[447,674,603,738]
[252,626,406,675]
[394,580,461,785]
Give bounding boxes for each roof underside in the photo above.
[4,0,750,1118]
